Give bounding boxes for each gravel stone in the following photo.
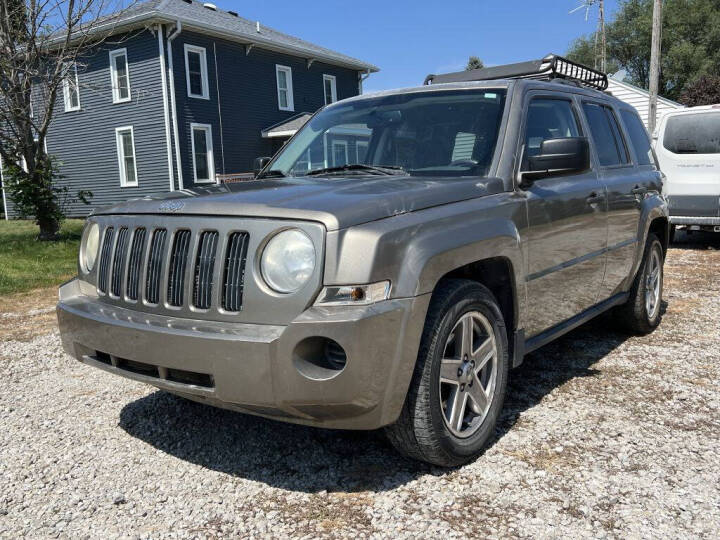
[0,233,719,538]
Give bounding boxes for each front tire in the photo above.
[384,279,509,467]
[615,233,664,334]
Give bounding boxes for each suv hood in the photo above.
[94,175,504,231]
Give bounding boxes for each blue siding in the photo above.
[170,30,361,186]
[3,26,364,217]
[6,29,171,218]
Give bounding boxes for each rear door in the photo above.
[580,102,648,299]
[656,111,720,219]
[521,94,607,337]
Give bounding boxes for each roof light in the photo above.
[203,2,217,10]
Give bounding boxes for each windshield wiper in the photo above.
[256,169,286,179]
[305,164,406,177]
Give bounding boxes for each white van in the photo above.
[654,106,720,240]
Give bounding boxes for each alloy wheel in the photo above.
[438,311,498,438]
[645,248,662,319]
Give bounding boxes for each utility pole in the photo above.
[648,0,663,133]
[598,0,606,73]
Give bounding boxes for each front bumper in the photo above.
[57,279,430,430]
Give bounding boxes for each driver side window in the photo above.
[524,98,580,165]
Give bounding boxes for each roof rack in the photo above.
[424,54,608,91]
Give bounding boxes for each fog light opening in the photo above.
[293,337,347,380]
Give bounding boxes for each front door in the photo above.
[521,95,608,338]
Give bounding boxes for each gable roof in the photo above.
[91,0,378,73]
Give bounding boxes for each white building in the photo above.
[607,73,684,132]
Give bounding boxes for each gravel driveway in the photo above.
[1,232,719,539]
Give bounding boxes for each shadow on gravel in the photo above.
[119,314,643,493]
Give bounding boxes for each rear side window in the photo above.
[582,102,629,166]
[621,109,654,165]
[663,113,720,154]
[524,99,580,161]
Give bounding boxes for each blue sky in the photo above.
[209,0,621,92]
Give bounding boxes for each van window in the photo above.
[621,110,653,165]
[582,103,629,166]
[663,113,720,154]
[524,99,580,161]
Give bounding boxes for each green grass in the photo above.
[0,219,85,295]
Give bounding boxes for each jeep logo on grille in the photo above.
[159,200,185,213]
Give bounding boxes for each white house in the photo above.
[608,72,684,132]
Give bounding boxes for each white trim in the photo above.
[275,64,294,111]
[115,126,139,187]
[190,123,215,184]
[213,42,225,176]
[356,140,369,162]
[0,154,9,220]
[323,74,337,105]
[109,48,132,103]
[184,44,209,100]
[157,25,175,191]
[167,34,184,189]
[331,140,348,166]
[63,64,81,112]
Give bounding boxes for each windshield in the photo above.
[265,89,507,178]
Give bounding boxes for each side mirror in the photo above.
[521,137,590,186]
[253,156,272,177]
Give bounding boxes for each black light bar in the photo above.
[424,54,608,91]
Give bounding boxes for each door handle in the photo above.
[586,192,604,205]
[631,185,648,195]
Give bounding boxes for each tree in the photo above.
[567,34,620,74]
[0,0,133,240]
[466,56,484,71]
[679,75,720,106]
[567,0,720,101]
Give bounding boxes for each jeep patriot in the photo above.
[57,55,669,466]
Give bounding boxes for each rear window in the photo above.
[582,103,630,166]
[663,113,720,154]
[620,109,654,165]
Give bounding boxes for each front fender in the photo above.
[324,192,527,315]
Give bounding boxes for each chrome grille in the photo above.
[167,230,192,307]
[110,227,129,297]
[222,232,250,312]
[145,229,167,304]
[193,231,219,310]
[86,216,324,325]
[126,228,146,301]
[97,227,115,294]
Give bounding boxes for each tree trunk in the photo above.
[37,216,60,241]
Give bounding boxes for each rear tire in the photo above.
[615,233,664,334]
[669,225,676,244]
[384,279,509,467]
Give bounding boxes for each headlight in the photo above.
[79,222,100,273]
[260,229,316,293]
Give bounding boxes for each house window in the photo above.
[356,141,369,163]
[332,140,348,166]
[115,127,138,187]
[323,74,337,105]
[63,64,80,112]
[184,45,209,99]
[109,48,131,103]
[276,65,294,111]
[191,123,215,183]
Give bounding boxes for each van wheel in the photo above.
[669,225,676,244]
[384,279,509,467]
[615,233,664,334]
